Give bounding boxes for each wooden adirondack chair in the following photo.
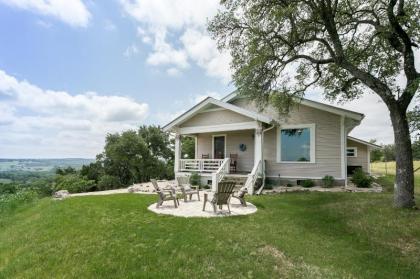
[151,179,179,208]
[231,185,247,207]
[176,176,200,202]
[202,181,236,213]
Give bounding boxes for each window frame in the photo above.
[346,147,358,157]
[276,124,316,164]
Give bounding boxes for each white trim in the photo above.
[222,92,364,121]
[163,97,272,131]
[347,136,382,149]
[346,147,358,157]
[367,147,371,174]
[340,116,346,180]
[179,121,259,134]
[194,136,198,159]
[198,107,226,113]
[276,124,316,164]
[265,175,346,180]
[212,134,227,159]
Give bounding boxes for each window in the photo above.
[277,124,315,163]
[347,147,357,157]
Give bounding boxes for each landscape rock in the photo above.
[54,190,69,199]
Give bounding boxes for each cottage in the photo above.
[163,92,381,194]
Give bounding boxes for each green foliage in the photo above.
[54,174,96,193]
[55,166,77,175]
[0,189,38,214]
[189,172,201,186]
[407,99,420,136]
[382,144,396,161]
[301,179,315,188]
[181,136,195,159]
[0,183,18,195]
[80,161,104,182]
[99,126,174,186]
[97,175,122,191]
[351,169,373,188]
[322,175,335,188]
[412,140,420,161]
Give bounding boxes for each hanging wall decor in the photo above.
[239,143,247,152]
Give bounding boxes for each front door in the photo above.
[213,136,225,159]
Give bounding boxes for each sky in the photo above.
[0,0,416,158]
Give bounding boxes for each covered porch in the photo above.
[164,97,272,194]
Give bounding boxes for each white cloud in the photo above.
[0,0,91,27]
[123,44,139,58]
[120,0,231,82]
[0,69,149,158]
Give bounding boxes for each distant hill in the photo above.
[0,158,95,172]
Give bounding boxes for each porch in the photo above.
[173,128,265,195]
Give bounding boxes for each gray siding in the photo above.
[347,138,369,173]
[196,130,255,172]
[180,109,252,127]
[232,98,343,179]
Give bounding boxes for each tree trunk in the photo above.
[389,107,416,208]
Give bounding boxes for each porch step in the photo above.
[222,175,247,190]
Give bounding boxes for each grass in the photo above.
[371,161,420,194]
[1,192,419,278]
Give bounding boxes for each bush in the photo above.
[351,169,373,188]
[301,179,315,188]
[97,175,122,191]
[0,183,18,195]
[322,175,335,188]
[0,190,38,213]
[189,172,201,186]
[54,174,96,193]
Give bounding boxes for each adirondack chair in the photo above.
[202,181,236,213]
[151,179,179,208]
[231,185,247,207]
[176,176,200,202]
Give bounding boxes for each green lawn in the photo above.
[371,161,420,194]
[1,192,419,278]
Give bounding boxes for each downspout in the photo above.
[256,124,276,195]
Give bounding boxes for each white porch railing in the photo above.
[245,160,263,195]
[179,159,224,172]
[211,158,230,192]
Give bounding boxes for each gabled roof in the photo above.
[222,91,365,121]
[347,136,382,149]
[162,97,272,132]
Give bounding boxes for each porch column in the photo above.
[251,123,263,195]
[254,123,263,165]
[174,133,181,174]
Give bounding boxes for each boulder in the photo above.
[54,190,69,199]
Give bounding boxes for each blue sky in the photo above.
[0,0,406,158]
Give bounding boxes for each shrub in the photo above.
[54,174,96,193]
[351,169,373,188]
[322,175,335,188]
[189,172,201,186]
[0,183,18,195]
[97,175,122,191]
[286,183,293,187]
[301,179,315,188]
[0,190,38,213]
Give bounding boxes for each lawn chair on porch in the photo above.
[151,179,179,208]
[176,176,200,202]
[202,181,236,213]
